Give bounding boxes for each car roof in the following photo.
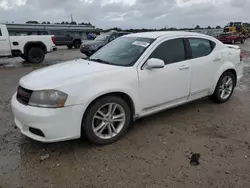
[126,31,210,39]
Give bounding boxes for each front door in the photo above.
[0,27,11,56]
[138,38,191,111]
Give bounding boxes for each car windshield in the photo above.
[89,37,154,67]
[95,34,110,41]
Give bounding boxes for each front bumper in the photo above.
[11,93,86,143]
[80,47,96,56]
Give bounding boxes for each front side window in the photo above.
[109,35,116,42]
[188,38,215,58]
[149,38,186,64]
[90,37,154,66]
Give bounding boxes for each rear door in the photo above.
[187,38,221,99]
[0,26,11,56]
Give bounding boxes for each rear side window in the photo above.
[188,38,215,58]
[149,38,186,64]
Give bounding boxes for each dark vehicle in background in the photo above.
[216,32,246,44]
[50,30,83,49]
[80,31,130,56]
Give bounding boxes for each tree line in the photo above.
[101,25,222,33]
[26,21,92,25]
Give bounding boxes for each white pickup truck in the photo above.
[0,24,57,64]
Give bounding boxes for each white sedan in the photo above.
[11,31,244,145]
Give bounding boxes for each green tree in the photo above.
[216,25,221,29]
[195,25,200,29]
[26,21,39,24]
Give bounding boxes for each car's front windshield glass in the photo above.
[89,37,154,67]
[95,34,110,41]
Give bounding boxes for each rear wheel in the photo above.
[210,71,236,103]
[82,96,131,145]
[73,40,81,49]
[21,55,28,61]
[67,44,73,49]
[27,47,45,64]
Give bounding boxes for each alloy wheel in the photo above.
[92,103,126,139]
[219,76,233,100]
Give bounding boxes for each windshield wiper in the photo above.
[89,58,111,65]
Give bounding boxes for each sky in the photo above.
[0,0,249,29]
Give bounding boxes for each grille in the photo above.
[16,86,33,105]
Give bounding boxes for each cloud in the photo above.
[0,0,249,29]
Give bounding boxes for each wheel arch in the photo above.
[81,91,136,130]
[23,42,47,56]
[73,38,81,44]
[211,66,237,94]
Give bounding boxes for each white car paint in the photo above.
[11,31,244,143]
[0,24,56,58]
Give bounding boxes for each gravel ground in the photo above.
[1,43,250,188]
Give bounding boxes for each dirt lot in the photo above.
[1,43,250,188]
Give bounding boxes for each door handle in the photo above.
[179,65,190,70]
[213,57,221,62]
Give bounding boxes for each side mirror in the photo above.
[145,58,165,69]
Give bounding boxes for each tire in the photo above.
[67,44,73,49]
[241,39,245,44]
[210,71,236,103]
[73,40,81,49]
[27,47,45,64]
[82,96,131,145]
[20,55,28,61]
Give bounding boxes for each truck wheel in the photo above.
[67,44,73,49]
[27,47,45,64]
[73,40,81,49]
[21,55,28,61]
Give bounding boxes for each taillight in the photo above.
[52,36,56,45]
[240,51,243,62]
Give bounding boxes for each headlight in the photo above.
[29,90,68,108]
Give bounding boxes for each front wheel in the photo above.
[82,96,131,145]
[27,47,45,64]
[210,72,236,103]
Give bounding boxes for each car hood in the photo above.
[19,59,124,90]
[81,40,105,46]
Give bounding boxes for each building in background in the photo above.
[5,23,98,39]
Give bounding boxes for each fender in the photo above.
[79,83,138,112]
[23,41,47,55]
[210,61,236,94]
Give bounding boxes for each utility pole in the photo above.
[71,14,74,23]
